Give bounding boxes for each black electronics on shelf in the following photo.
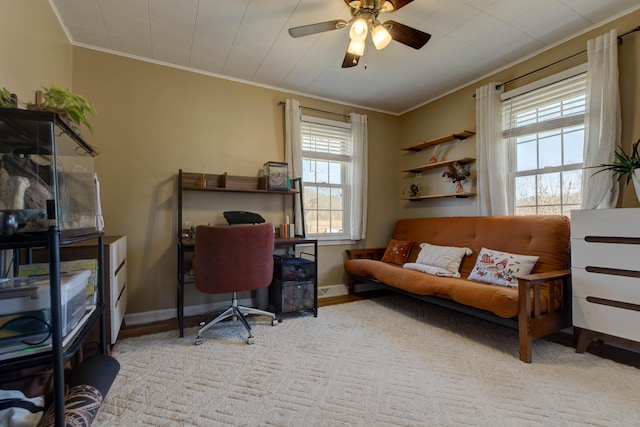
[223,211,265,225]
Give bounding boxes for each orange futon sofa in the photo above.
[344,215,572,363]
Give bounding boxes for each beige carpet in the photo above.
[94,295,640,427]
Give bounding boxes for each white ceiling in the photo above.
[50,0,640,115]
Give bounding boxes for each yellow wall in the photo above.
[3,1,640,319]
[71,49,400,314]
[0,0,72,102]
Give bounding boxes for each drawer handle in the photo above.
[585,266,640,278]
[114,258,126,276]
[586,296,640,312]
[116,282,126,301]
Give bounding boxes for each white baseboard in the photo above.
[317,282,383,299]
[318,284,348,298]
[124,297,254,326]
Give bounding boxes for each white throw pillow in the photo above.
[415,242,473,276]
[468,247,539,288]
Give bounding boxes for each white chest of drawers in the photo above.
[571,208,640,352]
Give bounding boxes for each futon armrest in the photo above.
[345,248,387,261]
[517,269,572,363]
[517,269,571,283]
[517,269,571,326]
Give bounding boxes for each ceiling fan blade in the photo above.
[388,0,415,11]
[342,51,360,68]
[384,20,431,49]
[288,20,347,38]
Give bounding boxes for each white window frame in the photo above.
[300,115,352,241]
[501,64,587,216]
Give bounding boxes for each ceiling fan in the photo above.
[288,0,431,68]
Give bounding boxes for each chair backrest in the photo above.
[193,223,275,294]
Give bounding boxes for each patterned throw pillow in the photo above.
[414,242,473,277]
[381,239,414,265]
[468,247,539,287]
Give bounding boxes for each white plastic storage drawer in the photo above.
[0,270,91,336]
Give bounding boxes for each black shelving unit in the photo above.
[0,230,106,425]
[0,107,109,425]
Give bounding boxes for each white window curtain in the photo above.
[581,29,621,209]
[475,83,507,216]
[349,112,368,240]
[284,99,304,236]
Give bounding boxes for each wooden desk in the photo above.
[177,236,317,337]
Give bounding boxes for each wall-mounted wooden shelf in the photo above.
[402,192,476,201]
[401,130,476,152]
[401,157,476,174]
[181,171,298,194]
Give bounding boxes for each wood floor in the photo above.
[117,290,640,368]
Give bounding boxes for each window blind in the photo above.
[301,116,351,162]
[502,72,587,138]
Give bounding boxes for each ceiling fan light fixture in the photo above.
[349,17,368,41]
[372,24,392,50]
[347,39,366,56]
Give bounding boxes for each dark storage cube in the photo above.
[270,280,314,313]
[273,257,315,282]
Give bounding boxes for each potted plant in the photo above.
[593,138,640,200]
[35,84,97,134]
[0,86,17,108]
[403,182,421,198]
[442,161,471,193]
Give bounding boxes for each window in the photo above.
[300,115,352,240]
[502,71,587,216]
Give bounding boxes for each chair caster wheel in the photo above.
[247,335,255,345]
[271,318,279,326]
[195,336,203,345]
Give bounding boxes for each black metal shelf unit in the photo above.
[0,108,108,426]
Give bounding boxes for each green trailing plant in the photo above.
[592,138,640,186]
[38,84,97,134]
[0,86,17,108]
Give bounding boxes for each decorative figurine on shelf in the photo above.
[442,162,471,193]
[403,182,421,198]
[429,145,440,164]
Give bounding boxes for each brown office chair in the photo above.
[193,223,279,345]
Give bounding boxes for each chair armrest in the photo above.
[345,248,387,261]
